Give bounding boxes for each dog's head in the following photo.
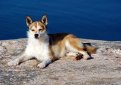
[26,15,48,39]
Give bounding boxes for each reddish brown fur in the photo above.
[48,33,96,60]
[27,16,96,61]
[29,22,46,32]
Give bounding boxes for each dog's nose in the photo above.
[34,34,39,38]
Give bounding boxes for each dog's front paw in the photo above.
[7,59,19,66]
[37,62,46,69]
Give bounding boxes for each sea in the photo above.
[0,0,121,41]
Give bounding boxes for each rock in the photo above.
[1,39,26,55]
[0,38,121,85]
[0,46,7,56]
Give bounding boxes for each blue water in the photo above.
[0,0,121,40]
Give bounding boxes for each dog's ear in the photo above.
[41,15,48,25]
[26,16,33,27]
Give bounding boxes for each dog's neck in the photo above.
[27,31,49,44]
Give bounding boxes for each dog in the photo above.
[8,15,96,68]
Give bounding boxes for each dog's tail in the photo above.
[83,43,97,54]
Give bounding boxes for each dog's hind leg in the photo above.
[66,38,91,60]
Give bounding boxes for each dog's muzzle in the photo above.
[34,34,39,39]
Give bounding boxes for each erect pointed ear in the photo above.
[26,16,33,27]
[41,15,48,25]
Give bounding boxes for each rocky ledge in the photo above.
[0,38,121,85]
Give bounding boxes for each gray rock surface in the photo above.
[0,38,121,85]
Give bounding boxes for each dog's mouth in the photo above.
[35,37,39,39]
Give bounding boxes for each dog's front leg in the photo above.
[7,53,33,66]
[37,59,52,69]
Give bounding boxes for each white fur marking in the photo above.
[25,31,50,61]
[65,41,90,59]
[65,41,77,52]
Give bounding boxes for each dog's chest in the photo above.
[25,41,49,59]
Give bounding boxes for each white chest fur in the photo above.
[25,33,50,61]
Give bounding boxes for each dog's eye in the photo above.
[31,29,35,31]
[39,29,42,31]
